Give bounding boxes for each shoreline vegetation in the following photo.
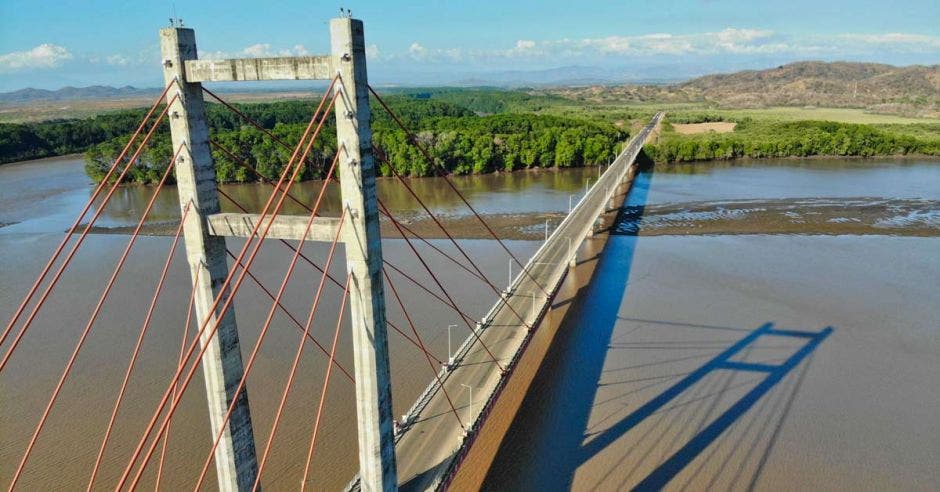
[2,82,938,182]
[4,92,626,183]
[643,115,940,164]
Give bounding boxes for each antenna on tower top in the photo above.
[169,2,183,27]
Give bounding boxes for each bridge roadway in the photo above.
[347,112,664,491]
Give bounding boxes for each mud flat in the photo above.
[82,196,940,239]
[672,122,736,134]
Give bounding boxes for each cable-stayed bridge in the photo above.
[0,16,827,492]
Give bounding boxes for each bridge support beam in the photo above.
[331,17,399,491]
[160,27,259,491]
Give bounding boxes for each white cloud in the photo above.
[380,29,940,67]
[365,44,380,59]
[531,28,787,57]
[408,42,427,59]
[833,32,940,51]
[0,44,73,72]
[201,43,312,60]
[404,42,464,62]
[106,54,130,66]
[241,43,271,57]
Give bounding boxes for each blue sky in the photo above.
[1,0,938,91]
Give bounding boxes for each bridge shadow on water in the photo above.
[482,156,833,491]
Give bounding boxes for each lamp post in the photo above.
[461,383,473,430]
[530,291,537,320]
[447,324,457,368]
[508,258,512,288]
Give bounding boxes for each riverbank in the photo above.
[75,195,940,239]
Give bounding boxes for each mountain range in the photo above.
[548,61,940,116]
[2,61,938,117]
[0,85,159,104]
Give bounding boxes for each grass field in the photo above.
[672,122,736,134]
[536,101,939,127]
[0,91,323,123]
[706,106,937,124]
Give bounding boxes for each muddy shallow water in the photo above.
[483,165,940,491]
[1,155,939,490]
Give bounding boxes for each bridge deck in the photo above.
[347,113,663,491]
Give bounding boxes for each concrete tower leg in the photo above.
[160,27,259,492]
[330,18,399,491]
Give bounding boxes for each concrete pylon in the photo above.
[159,27,259,491]
[330,17,399,491]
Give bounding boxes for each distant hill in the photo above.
[548,61,940,117]
[0,85,159,103]
[680,61,939,111]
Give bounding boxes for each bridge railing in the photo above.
[345,112,663,492]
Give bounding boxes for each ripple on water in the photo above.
[612,197,940,236]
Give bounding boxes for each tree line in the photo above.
[79,96,625,184]
[644,119,940,163]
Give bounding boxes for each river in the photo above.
[1,155,938,490]
[483,158,940,491]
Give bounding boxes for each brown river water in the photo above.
[1,155,939,490]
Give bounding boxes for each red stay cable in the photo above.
[210,140,470,354]
[115,87,337,491]
[378,199,504,371]
[225,248,355,382]
[378,207,485,282]
[7,143,183,491]
[192,155,343,491]
[202,86,324,171]
[300,272,352,492]
[381,259,476,327]
[154,265,200,491]
[0,81,177,349]
[210,140,316,214]
[0,95,179,373]
[369,85,548,297]
[129,120,336,490]
[384,268,464,428]
[215,186,446,363]
[86,201,192,491]
[378,161,531,329]
[251,210,348,490]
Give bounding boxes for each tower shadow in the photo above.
[586,322,832,491]
[482,152,655,491]
[483,151,833,491]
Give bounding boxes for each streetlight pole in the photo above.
[447,324,457,367]
[530,291,537,321]
[508,258,512,288]
[461,383,473,430]
[568,236,576,268]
